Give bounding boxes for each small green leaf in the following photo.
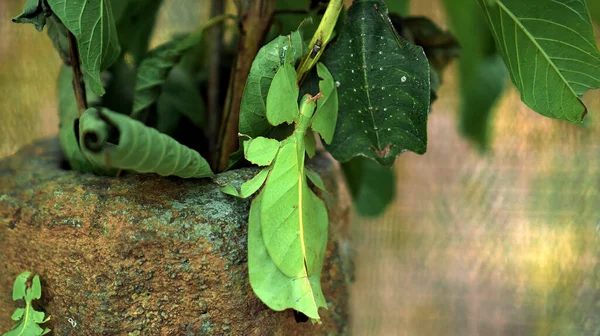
[306,168,325,191]
[79,108,213,178]
[221,168,270,199]
[243,137,281,166]
[478,0,600,122]
[248,192,327,320]
[239,31,306,138]
[47,0,121,96]
[304,131,316,158]
[12,0,52,31]
[311,63,338,144]
[321,0,430,166]
[342,156,395,217]
[31,276,42,300]
[10,309,25,322]
[12,272,31,301]
[6,272,50,336]
[266,63,300,126]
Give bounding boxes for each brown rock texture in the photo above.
[0,138,353,335]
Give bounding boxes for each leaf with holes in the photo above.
[478,0,600,122]
[46,0,121,96]
[321,0,430,166]
[4,272,50,336]
[79,108,213,178]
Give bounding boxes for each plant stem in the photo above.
[296,0,343,82]
[215,0,277,172]
[67,31,88,115]
[207,0,225,154]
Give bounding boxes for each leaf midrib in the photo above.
[485,0,580,104]
[358,5,382,150]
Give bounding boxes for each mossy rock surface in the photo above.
[0,138,353,335]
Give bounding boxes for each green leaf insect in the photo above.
[12,0,52,32]
[223,63,338,321]
[79,108,213,178]
[3,272,50,336]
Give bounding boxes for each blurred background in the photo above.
[1,0,599,335]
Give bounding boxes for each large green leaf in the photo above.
[46,0,121,96]
[4,272,50,336]
[321,0,430,166]
[443,0,506,149]
[113,0,164,66]
[238,31,306,138]
[79,108,213,178]
[342,156,395,217]
[590,1,600,25]
[478,0,600,122]
[248,192,327,320]
[12,0,52,31]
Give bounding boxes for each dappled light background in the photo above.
[1,0,599,335]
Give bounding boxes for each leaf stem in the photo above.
[67,30,87,115]
[296,0,344,82]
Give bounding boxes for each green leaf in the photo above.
[266,63,300,126]
[57,66,112,174]
[342,156,395,217]
[113,0,164,67]
[79,108,213,178]
[221,168,271,199]
[443,0,506,149]
[385,0,410,16]
[156,66,205,135]
[305,168,326,191]
[46,15,71,65]
[46,0,121,96]
[590,1,600,25]
[132,21,212,123]
[239,31,306,138]
[321,0,430,166]
[243,137,281,167]
[478,0,600,122]
[311,63,338,144]
[5,272,50,336]
[11,0,52,31]
[248,192,327,320]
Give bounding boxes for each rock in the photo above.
[0,138,353,335]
